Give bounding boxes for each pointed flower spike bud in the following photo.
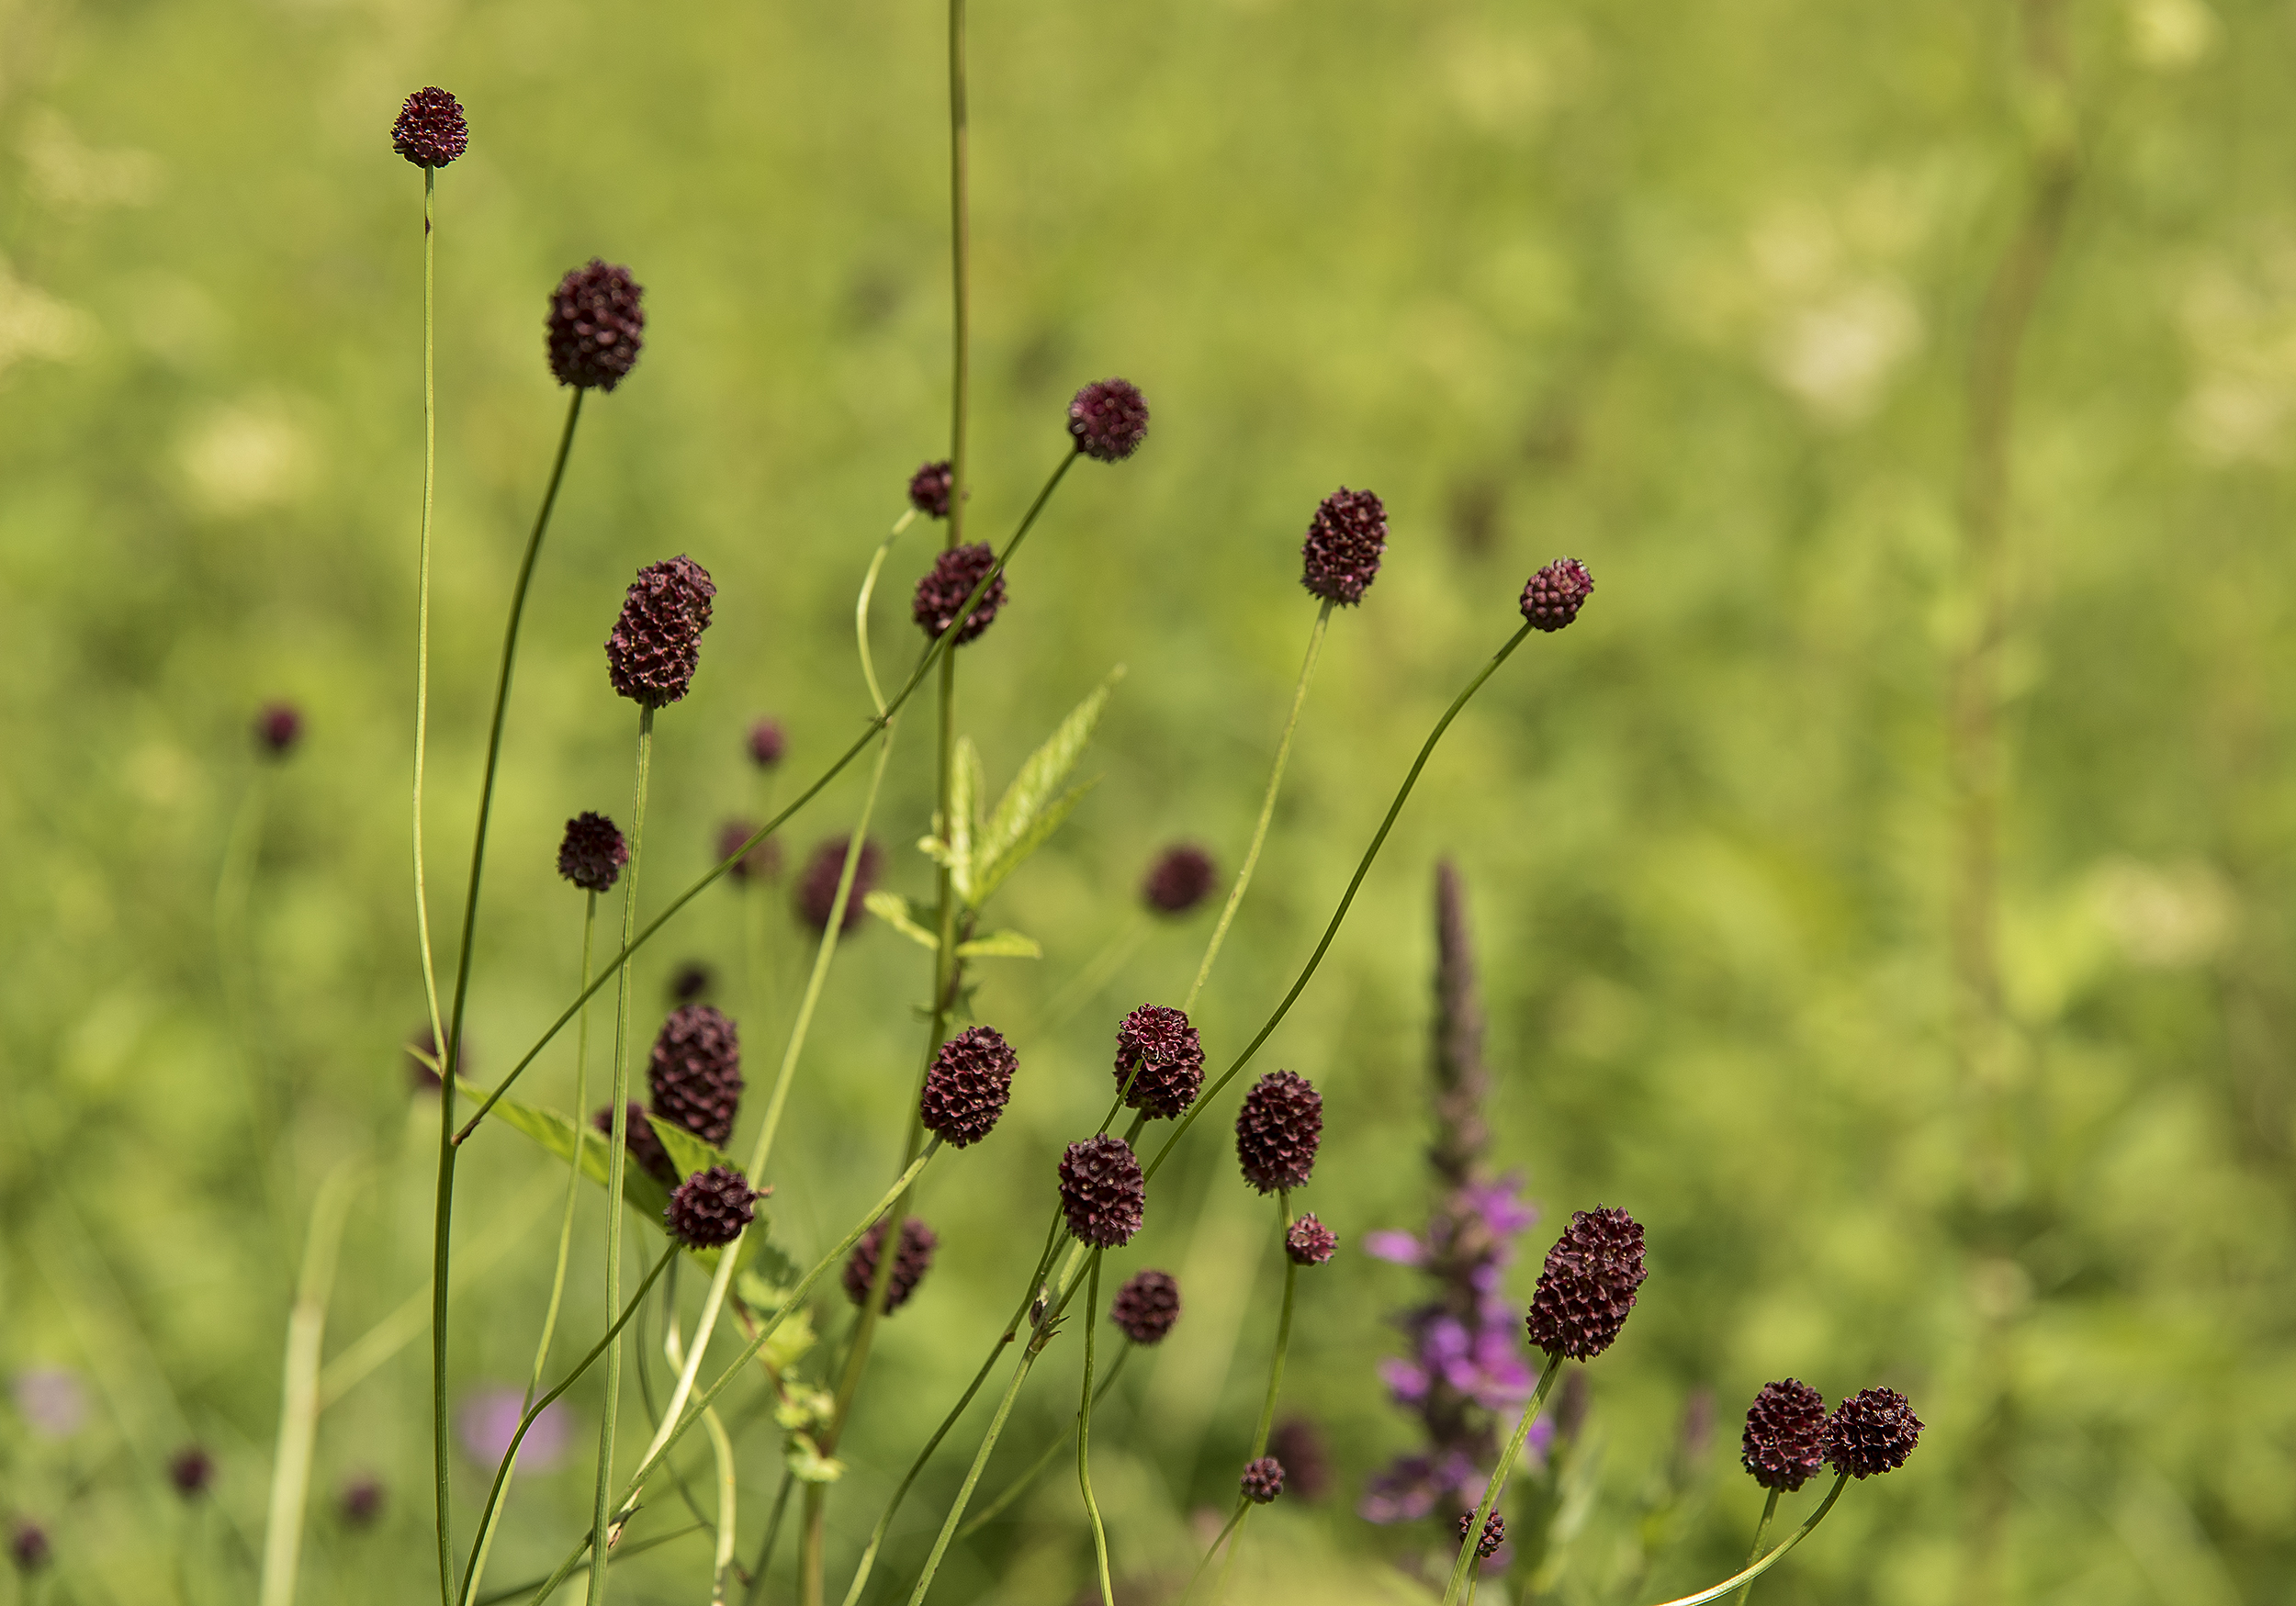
[1113,1005,1205,1118]
[1240,1455,1285,1504]
[593,1102,678,1185]
[841,1217,939,1313]
[793,835,882,933]
[1285,1213,1337,1266]
[1741,1379,1828,1491]
[919,1026,1019,1148]
[1109,1268,1182,1345]
[1235,1069,1323,1193]
[1058,1134,1145,1247]
[557,811,627,893]
[1300,487,1388,607]
[664,1164,757,1249]
[1525,1206,1646,1361]
[908,459,955,519]
[911,543,1007,646]
[547,260,645,390]
[1519,557,1593,632]
[647,1004,742,1146]
[1067,377,1149,462]
[605,554,715,707]
[1821,1387,1921,1478]
[392,86,468,168]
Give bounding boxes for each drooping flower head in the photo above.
[1067,378,1149,462]
[1741,1379,1828,1492]
[1286,1213,1337,1266]
[919,1026,1019,1148]
[547,260,645,391]
[1113,1005,1204,1119]
[908,460,955,519]
[1142,844,1217,915]
[647,1004,742,1147]
[1058,1135,1145,1247]
[255,702,303,758]
[1525,1207,1646,1361]
[1240,1456,1285,1505]
[747,717,786,767]
[911,543,1007,646]
[665,1165,757,1249]
[1236,1069,1323,1193]
[718,819,781,883]
[593,1102,678,1185]
[1300,487,1388,607]
[1519,558,1593,633]
[1109,1268,1181,1345]
[557,811,627,893]
[841,1217,939,1313]
[605,555,715,707]
[1822,1387,1921,1479]
[391,87,467,168]
[794,835,882,933]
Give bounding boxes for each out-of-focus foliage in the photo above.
[3,0,2292,1602]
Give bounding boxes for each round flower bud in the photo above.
[794,835,883,933]
[557,811,627,893]
[718,819,781,884]
[911,543,1007,646]
[593,1102,678,1185]
[1067,378,1149,462]
[392,86,468,168]
[255,702,303,758]
[10,1522,50,1574]
[664,1164,757,1249]
[1741,1379,1828,1492]
[908,460,955,519]
[647,1005,743,1147]
[1300,487,1388,607]
[340,1477,384,1527]
[1234,1070,1322,1193]
[1285,1213,1336,1266]
[546,260,645,391]
[747,717,786,768]
[1239,1456,1285,1505]
[1058,1135,1145,1248]
[605,555,715,707]
[1525,1206,1647,1361]
[1821,1387,1921,1479]
[919,1026,1019,1148]
[1458,1510,1505,1560]
[169,1446,215,1499]
[1113,1005,1204,1119]
[1109,1268,1181,1345]
[1519,558,1593,633]
[669,961,713,1004]
[841,1217,939,1314]
[1142,844,1216,915]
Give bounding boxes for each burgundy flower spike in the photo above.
[1524,1206,1646,1361]
[392,87,467,168]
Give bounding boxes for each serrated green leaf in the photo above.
[863,890,940,951]
[972,668,1122,905]
[972,779,1097,906]
[954,929,1042,960]
[460,1077,670,1223]
[643,1114,743,1184]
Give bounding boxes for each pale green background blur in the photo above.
[4,0,2293,1601]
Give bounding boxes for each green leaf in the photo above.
[460,1078,670,1222]
[954,928,1042,960]
[643,1114,742,1184]
[973,669,1123,903]
[863,890,940,951]
[972,779,1097,906]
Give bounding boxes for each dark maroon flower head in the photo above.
[1113,1005,1204,1119]
[718,819,782,883]
[1109,1268,1181,1345]
[1822,1387,1921,1479]
[647,1004,743,1147]
[255,702,303,758]
[340,1476,385,1527]
[1285,1213,1337,1266]
[594,1101,678,1185]
[392,86,467,168]
[1520,558,1593,633]
[606,555,715,707]
[1235,1069,1323,1193]
[911,543,1007,646]
[1300,487,1389,607]
[1067,378,1150,462]
[1141,844,1217,915]
[794,835,883,933]
[1525,1206,1647,1361]
[1059,1134,1145,1247]
[841,1217,939,1313]
[747,718,786,768]
[168,1445,215,1499]
[547,259,645,391]
[1458,1510,1505,1561]
[557,811,627,893]
[664,1164,757,1248]
[1268,1419,1330,1501]
[1741,1379,1828,1492]
[670,961,713,1004]
[9,1522,49,1574]
[919,1026,1019,1148]
[1240,1455,1285,1505]
[908,460,955,519]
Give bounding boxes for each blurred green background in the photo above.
[5,0,2293,1600]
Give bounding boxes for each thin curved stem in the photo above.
[433,386,585,1606]
[1733,1488,1781,1606]
[902,1345,1041,1606]
[1643,1474,1849,1606]
[1206,1192,1299,1606]
[1185,601,1332,1010]
[1179,1507,1247,1606]
[474,1522,705,1606]
[1077,1252,1115,1606]
[1148,623,1535,1183]
[740,1469,796,1606]
[256,1159,362,1606]
[954,1344,1131,1540]
[1442,1353,1564,1606]
[412,162,445,1092]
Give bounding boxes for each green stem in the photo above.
[1148,622,1536,1184]
[1179,1507,1247,1606]
[1185,600,1332,1011]
[1076,1252,1115,1606]
[947,0,970,555]
[589,704,656,1606]
[740,1469,797,1606]
[1441,1353,1565,1606]
[456,454,1075,1145]
[433,386,585,1606]
[1642,1474,1850,1606]
[473,1523,706,1606]
[411,162,445,1089]
[1733,1488,1782,1606]
[256,1160,361,1606]
[954,1344,1131,1540]
[1206,1193,1300,1606]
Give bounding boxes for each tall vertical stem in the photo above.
[947,0,970,554]
[413,164,445,1072]
[1076,1252,1115,1606]
[1731,1488,1781,1606]
[257,1161,360,1606]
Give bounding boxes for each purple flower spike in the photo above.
[747,717,787,767]
[918,1026,1019,1148]
[606,555,715,707]
[1525,1207,1646,1362]
[1141,844,1217,915]
[255,702,303,758]
[794,836,882,933]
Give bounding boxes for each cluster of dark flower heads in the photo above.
[1235,1069,1322,1193]
[908,459,955,519]
[912,543,1007,646]
[842,1217,939,1314]
[1067,378,1150,462]
[1741,1378,1829,1491]
[1113,1005,1204,1118]
[1458,1509,1505,1561]
[1239,1455,1286,1505]
[1300,487,1388,607]
[647,1004,743,1147]
[1285,1213,1337,1266]
[1109,1267,1182,1345]
[1058,1134,1145,1247]
[606,555,715,706]
[548,260,646,391]
[1525,1206,1646,1361]
[557,811,627,893]
[665,1165,757,1248]
[918,1026,1019,1148]
[1521,557,1593,633]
